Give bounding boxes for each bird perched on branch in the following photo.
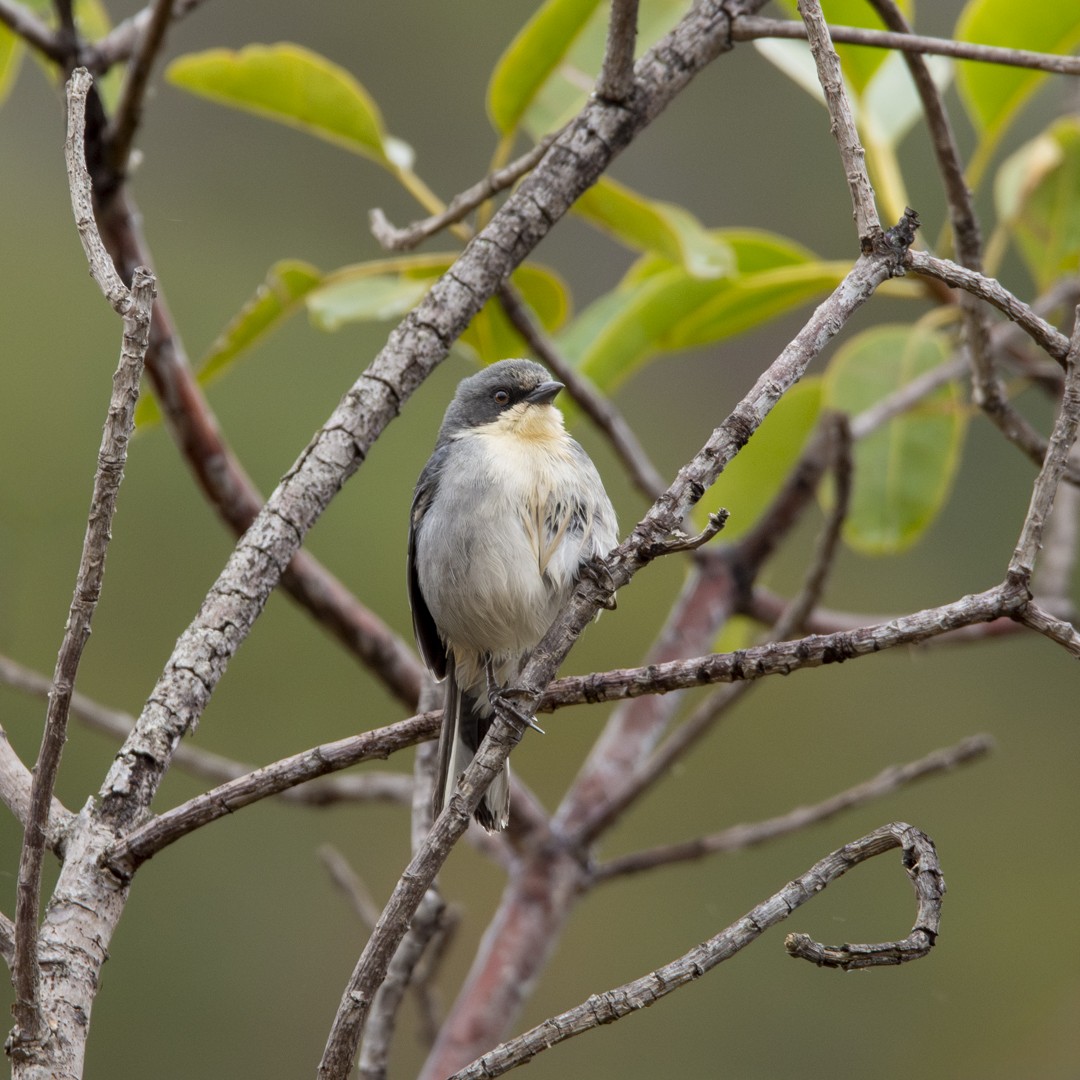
[408,359,618,831]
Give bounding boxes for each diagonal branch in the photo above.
[449,823,944,1078]
[104,0,177,178]
[370,136,558,251]
[104,712,439,876]
[11,67,154,1049]
[591,735,991,881]
[596,0,640,104]
[0,0,62,60]
[797,0,879,244]
[1009,307,1080,589]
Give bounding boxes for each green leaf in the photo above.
[0,26,22,108]
[166,44,406,165]
[823,324,965,554]
[490,0,685,138]
[135,260,324,429]
[714,378,823,540]
[561,230,844,392]
[487,0,603,135]
[861,50,952,150]
[772,0,914,94]
[995,117,1080,290]
[956,0,1080,181]
[573,176,734,278]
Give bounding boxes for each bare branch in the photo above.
[0,726,73,853]
[359,889,448,1080]
[104,712,439,876]
[784,825,944,970]
[596,0,639,104]
[497,282,668,501]
[0,0,62,60]
[907,252,1072,365]
[320,844,382,931]
[544,584,1013,710]
[1010,308,1080,587]
[797,0,879,244]
[65,69,131,311]
[1013,600,1080,656]
[10,67,153,1052]
[0,910,14,970]
[104,0,177,176]
[370,137,557,251]
[449,824,944,1078]
[731,14,1080,75]
[0,653,410,807]
[85,0,208,73]
[592,736,991,881]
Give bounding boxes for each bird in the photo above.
[407,359,618,831]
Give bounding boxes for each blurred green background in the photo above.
[1,1,1078,1078]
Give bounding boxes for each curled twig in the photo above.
[448,823,945,1078]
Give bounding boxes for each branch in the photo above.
[592,735,991,881]
[543,584,1013,709]
[370,136,557,251]
[0,653,410,807]
[1009,307,1080,601]
[0,726,73,853]
[320,845,382,930]
[498,282,668,501]
[104,0,177,177]
[449,823,944,1078]
[797,0,879,244]
[596,0,640,104]
[731,14,1080,75]
[10,67,153,1050]
[104,712,439,876]
[0,0,62,61]
[907,251,1072,365]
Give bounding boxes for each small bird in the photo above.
[408,359,618,831]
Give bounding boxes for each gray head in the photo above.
[438,359,564,440]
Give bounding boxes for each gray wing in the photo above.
[407,444,449,681]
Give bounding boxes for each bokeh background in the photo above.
[1,1,1078,1077]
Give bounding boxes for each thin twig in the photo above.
[320,844,383,930]
[596,0,640,104]
[542,583,1017,709]
[907,252,1072,365]
[592,735,991,881]
[797,0,880,245]
[498,282,667,501]
[11,67,153,1050]
[104,0,177,176]
[84,0,207,73]
[0,0,62,61]
[731,14,1080,75]
[104,712,439,876]
[0,653,410,806]
[359,889,448,1080]
[1010,307,1080,587]
[0,726,74,854]
[370,136,557,251]
[449,824,944,1078]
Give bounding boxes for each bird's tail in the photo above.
[432,656,510,832]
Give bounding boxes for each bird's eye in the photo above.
[493,388,511,406]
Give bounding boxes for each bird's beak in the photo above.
[525,380,564,406]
